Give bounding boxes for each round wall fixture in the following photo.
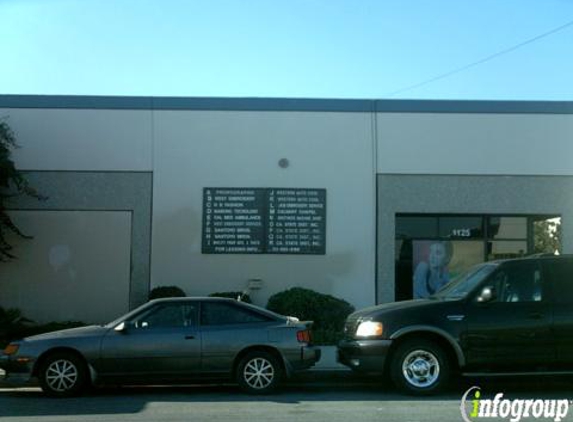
[278,158,289,168]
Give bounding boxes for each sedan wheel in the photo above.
[39,352,88,397]
[390,339,450,395]
[237,351,282,394]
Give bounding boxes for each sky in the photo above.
[1,0,572,100]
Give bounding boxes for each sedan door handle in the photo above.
[528,312,543,320]
[185,335,195,340]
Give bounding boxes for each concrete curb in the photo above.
[311,345,348,371]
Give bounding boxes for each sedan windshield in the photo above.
[432,263,498,300]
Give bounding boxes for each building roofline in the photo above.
[0,94,572,114]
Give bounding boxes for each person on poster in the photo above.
[413,240,454,299]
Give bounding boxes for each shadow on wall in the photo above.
[151,205,201,279]
[152,206,358,305]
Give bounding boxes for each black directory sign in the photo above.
[202,188,326,255]
[202,188,265,253]
[267,189,326,254]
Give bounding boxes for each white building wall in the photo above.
[151,110,377,308]
[0,108,153,171]
[377,113,573,175]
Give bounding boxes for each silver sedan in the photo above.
[0,297,321,396]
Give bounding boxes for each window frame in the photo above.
[469,260,545,305]
[128,301,199,330]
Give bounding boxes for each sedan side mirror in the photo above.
[477,286,496,303]
[114,322,129,333]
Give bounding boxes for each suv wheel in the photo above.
[236,351,282,395]
[390,339,450,395]
[38,352,88,397]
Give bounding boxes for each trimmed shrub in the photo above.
[209,291,252,303]
[266,287,354,345]
[0,306,85,348]
[0,307,33,348]
[149,285,186,300]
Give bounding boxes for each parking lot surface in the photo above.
[2,373,573,422]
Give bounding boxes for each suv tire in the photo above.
[390,339,450,395]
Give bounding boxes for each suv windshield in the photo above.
[433,263,498,300]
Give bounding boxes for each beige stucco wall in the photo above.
[0,108,153,171]
[377,113,573,175]
[151,110,377,308]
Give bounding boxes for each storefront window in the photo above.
[394,214,560,301]
[488,217,527,239]
[487,240,527,260]
[448,241,484,278]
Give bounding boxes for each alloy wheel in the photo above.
[243,357,275,390]
[401,349,440,388]
[45,359,79,392]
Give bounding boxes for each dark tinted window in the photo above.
[396,216,437,239]
[542,259,573,304]
[133,303,198,329]
[395,239,413,301]
[201,302,271,326]
[487,262,542,303]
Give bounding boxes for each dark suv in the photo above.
[338,255,573,395]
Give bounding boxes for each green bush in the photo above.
[0,307,33,348]
[149,285,187,300]
[209,291,252,303]
[0,306,86,348]
[266,287,354,345]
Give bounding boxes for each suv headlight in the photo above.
[356,321,383,337]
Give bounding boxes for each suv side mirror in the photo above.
[477,286,496,303]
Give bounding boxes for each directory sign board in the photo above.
[202,188,326,254]
[266,188,326,254]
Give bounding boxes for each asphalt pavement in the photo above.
[3,346,573,422]
[2,378,573,422]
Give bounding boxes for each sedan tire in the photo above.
[38,352,88,397]
[236,350,283,395]
[390,339,450,395]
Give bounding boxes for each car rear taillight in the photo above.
[297,329,312,343]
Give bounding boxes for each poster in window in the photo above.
[412,240,484,299]
[412,240,453,299]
